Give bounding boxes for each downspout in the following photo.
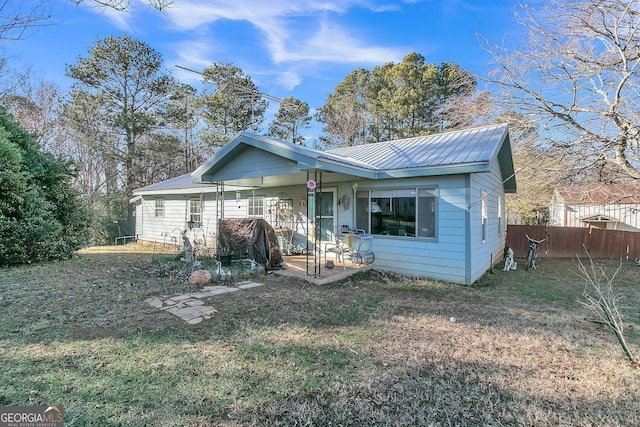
[352,181,358,228]
[183,195,189,231]
[138,196,144,241]
[464,175,472,286]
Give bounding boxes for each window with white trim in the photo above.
[497,196,503,237]
[155,199,165,218]
[189,199,202,227]
[247,196,264,217]
[481,191,488,242]
[355,188,436,238]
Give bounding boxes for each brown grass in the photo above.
[0,243,638,426]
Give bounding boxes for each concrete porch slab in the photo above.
[270,255,373,285]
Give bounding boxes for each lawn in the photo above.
[1,244,638,426]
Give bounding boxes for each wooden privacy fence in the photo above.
[506,225,640,260]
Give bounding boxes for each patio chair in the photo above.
[344,232,374,265]
[324,233,354,270]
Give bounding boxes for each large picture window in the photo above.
[356,188,436,238]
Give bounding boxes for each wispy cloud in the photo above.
[170,38,217,68]
[165,0,348,30]
[84,3,133,30]
[91,0,409,92]
[164,0,404,65]
[270,20,404,64]
[276,71,303,91]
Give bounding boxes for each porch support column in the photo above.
[306,169,322,278]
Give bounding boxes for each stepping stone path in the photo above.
[145,281,264,324]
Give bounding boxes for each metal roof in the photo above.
[326,124,509,171]
[133,173,243,195]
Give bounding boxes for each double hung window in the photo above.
[189,199,202,227]
[481,192,488,242]
[247,196,264,217]
[155,199,165,218]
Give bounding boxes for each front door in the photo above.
[316,189,337,243]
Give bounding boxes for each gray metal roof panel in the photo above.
[327,124,508,171]
[134,173,212,193]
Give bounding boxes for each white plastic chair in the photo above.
[324,233,353,270]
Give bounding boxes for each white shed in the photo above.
[549,184,640,232]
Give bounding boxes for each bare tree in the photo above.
[498,111,561,224]
[483,0,640,180]
[1,0,170,45]
[0,0,51,42]
[162,83,205,173]
[577,253,638,365]
[69,0,173,11]
[2,79,65,153]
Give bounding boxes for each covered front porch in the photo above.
[191,133,374,284]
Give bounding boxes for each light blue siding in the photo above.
[360,175,469,284]
[135,194,220,248]
[134,170,505,285]
[468,157,507,283]
[211,147,300,181]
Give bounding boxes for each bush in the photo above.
[0,107,89,265]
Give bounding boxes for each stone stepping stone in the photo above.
[145,281,263,324]
[237,281,264,289]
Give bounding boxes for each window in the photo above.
[481,191,488,242]
[355,191,370,232]
[155,199,165,218]
[417,189,436,238]
[189,199,201,228]
[497,196,503,237]
[356,188,436,238]
[247,196,264,217]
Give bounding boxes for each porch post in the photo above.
[306,169,322,278]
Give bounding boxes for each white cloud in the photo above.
[87,4,133,30]
[270,20,404,64]
[165,0,349,30]
[276,71,303,90]
[171,39,217,68]
[164,0,404,65]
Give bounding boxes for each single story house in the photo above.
[132,123,516,285]
[548,183,640,231]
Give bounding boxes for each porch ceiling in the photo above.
[210,171,358,189]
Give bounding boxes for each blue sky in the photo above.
[3,0,525,140]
